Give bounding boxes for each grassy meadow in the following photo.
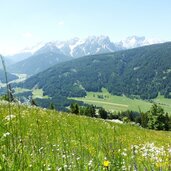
[32,89,49,99]
[0,101,171,170]
[14,88,49,99]
[72,88,171,114]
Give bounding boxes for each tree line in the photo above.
[69,103,171,131]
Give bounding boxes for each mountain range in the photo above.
[6,35,163,75]
[19,42,171,110]
[7,35,163,59]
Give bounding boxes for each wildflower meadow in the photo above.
[0,101,171,170]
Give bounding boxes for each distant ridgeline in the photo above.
[18,42,171,109]
[0,69,18,83]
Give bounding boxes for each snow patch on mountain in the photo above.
[120,36,164,49]
[22,41,46,54]
[68,38,85,56]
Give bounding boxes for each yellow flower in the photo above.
[156,162,161,168]
[103,160,110,167]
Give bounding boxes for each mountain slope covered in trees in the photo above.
[20,42,171,108]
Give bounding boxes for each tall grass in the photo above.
[0,54,17,170]
[0,102,170,170]
[0,55,12,111]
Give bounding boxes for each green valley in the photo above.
[19,42,171,111]
[71,88,171,114]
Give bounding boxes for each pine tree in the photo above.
[99,107,108,119]
[147,104,168,130]
[70,103,79,115]
[49,102,55,110]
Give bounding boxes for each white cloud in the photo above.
[58,21,64,26]
[22,32,33,39]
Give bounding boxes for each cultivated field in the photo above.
[72,88,171,114]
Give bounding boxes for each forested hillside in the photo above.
[19,42,171,108]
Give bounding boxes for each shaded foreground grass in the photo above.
[0,101,171,170]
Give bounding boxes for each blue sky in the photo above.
[0,0,171,54]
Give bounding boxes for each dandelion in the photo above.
[103,158,110,169]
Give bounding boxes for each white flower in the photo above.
[3,132,10,137]
[5,114,16,121]
[76,157,80,160]
[62,155,66,158]
[39,147,44,153]
[46,165,51,170]
[122,152,127,156]
[88,159,93,166]
[122,165,126,171]
[142,152,148,157]
[123,148,127,151]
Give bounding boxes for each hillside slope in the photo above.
[0,102,170,170]
[21,42,171,101]
[0,69,18,83]
[8,52,71,75]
